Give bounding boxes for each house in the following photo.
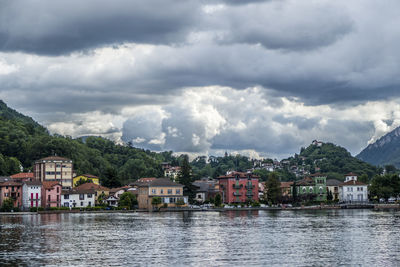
[106,194,119,207]
[164,166,181,181]
[137,178,188,210]
[62,188,96,208]
[34,156,73,189]
[110,186,130,199]
[192,178,219,203]
[326,179,341,201]
[72,174,100,187]
[294,173,327,201]
[280,181,294,197]
[0,176,22,208]
[42,181,62,208]
[339,174,368,202]
[22,181,42,210]
[74,183,110,205]
[217,172,259,204]
[10,172,34,183]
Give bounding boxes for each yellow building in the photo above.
[137,178,188,210]
[74,183,110,205]
[73,174,100,187]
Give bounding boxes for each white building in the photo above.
[62,188,96,208]
[339,173,368,202]
[22,181,42,210]
[106,195,119,207]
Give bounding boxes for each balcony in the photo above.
[233,192,242,196]
[245,185,254,189]
[246,192,254,197]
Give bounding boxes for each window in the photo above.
[64,194,69,200]
[48,195,51,201]
[176,189,181,194]
[57,187,59,193]
[88,201,92,207]
[87,194,92,198]
[168,189,172,194]
[151,189,156,194]
[361,187,363,191]
[5,186,8,189]
[160,189,164,194]
[56,164,61,168]
[56,195,59,201]
[79,194,84,200]
[170,197,176,203]
[80,202,83,206]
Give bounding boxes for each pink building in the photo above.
[0,177,23,208]
[42,181,62,208]
[217,172,259,204]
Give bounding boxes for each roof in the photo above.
[192,180,218,192]
[296,177,315,186]
[74,183,109,191]
[24,181,42,186]
[42,181,62,189]
[75,174,99,179]
[62,188,96,195]
[36,156,72,162]
[137,177,157,183]
[345,172,358,177]
[0,180,22,186]
[110,185,130,193]
[217,172,260,179]
[280,181,294,188]
[11,172,34,179]
[138,178,183,187]
[0,176,11,183]
[340,180,367,186]
[326,179,342,186]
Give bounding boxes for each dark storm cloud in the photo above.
[0,0,201,55]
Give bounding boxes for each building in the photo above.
[62,188,96,208]
[217,172,259,204]
[42,181,62,208]
[74,183,110,205]
[192,178,219,203]
[137,178,188,210]
[72,174,100,187]
[0,176,22,208]
[164,166,181,181]
[280,181,294,197]
[106,195,119,207]
[22,181,42,210]
[294,173,327,201]
[326,179,341,201]
[339,174,368,202]
[10,172,34,182]
[34,156,73,189]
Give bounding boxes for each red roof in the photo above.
[280,181,294,188]
[10,172,34,179]
[217,172,260,179]
[42,181,62,189]
[75,183,109,191]
[137,177,157,183]
[345,172,358,176]
[340,180,366,186]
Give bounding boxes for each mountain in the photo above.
[357,126,400,168]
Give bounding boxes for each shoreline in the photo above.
[1,204,399,215]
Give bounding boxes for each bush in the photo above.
[162,203,168,208]
[252,201,261,207]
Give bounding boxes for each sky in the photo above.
[1,0,400,159]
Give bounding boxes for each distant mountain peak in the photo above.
[357,126,400,167]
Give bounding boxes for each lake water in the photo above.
[1,209,400,266]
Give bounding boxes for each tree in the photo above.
[177,155,196,203]
[265,172,282,205]
[359,174,369,184]
[151,196,162,209]
[214,193,222,207]
[369,174,400,201]
[97,192,107,206]
[327,189,333,201]
[1,198,14,212]
[74,178,93,187]
[102,167,121,188]
[118,192,138,209]
[292,180,298,203]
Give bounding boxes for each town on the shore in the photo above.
[1,152,393,212]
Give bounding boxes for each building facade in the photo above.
[326,179,341,201]
[10,172,34,183]
[42,181,62,208]
[0,177,22,208]
[22,181,42,210]
[62,188,96,208]
[34,156,73,189]
[217,172,259,204]
[192,178,219,203]
[138,178,188,210]
[74,183,110,205]
[339,174,368,202]
[294,174,327,201]
[72,174,100,187]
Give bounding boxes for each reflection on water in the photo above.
[1,210,400,266]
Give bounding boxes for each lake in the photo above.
[1,209,400,266]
